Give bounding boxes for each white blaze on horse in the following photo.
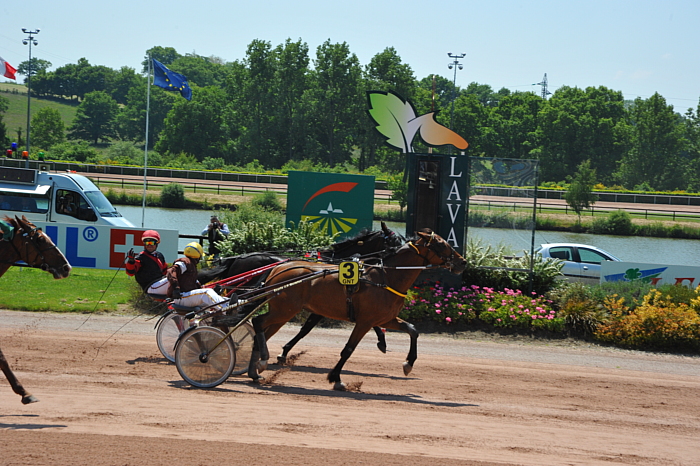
[0,215,71,404]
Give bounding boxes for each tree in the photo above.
[31,108,65,149]
[16,58,52,81]
[68,91,119,144]
[142,46,182,72]
[309,40,363,167]
[155,86,230,160]
[564,160,598,222]
[535,86,629,184]
[617,93,686,190]
[0,96,9,148]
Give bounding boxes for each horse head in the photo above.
[10,216,71,279]
[328,222,405,260]
[412,229,466,274]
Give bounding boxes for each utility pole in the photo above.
[22,28,40,164]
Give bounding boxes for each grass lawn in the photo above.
[0,266,140,313]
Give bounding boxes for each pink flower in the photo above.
[436,309,442,314]
[531,315,537,319]
[446,317,452,323]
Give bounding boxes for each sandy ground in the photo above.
[1,310,699,466]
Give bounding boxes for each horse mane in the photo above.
[328,228,375,252]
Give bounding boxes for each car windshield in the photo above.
[84,191,124,217]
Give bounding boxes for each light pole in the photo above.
[447,53,465,131]
[22,28,39,164]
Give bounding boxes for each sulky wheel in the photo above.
[175,326,236,388]
[156,311,191,362]
[229,322,255,376]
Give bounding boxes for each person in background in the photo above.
[167,242,227,311]
[125,230,169,297]
[201,215,229,258]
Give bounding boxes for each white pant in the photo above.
[147,277,170,296]
[173,288,226,312]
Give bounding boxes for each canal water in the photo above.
[117,205,700,267]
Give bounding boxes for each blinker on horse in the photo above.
[0,216,71,404]
[248,229,466,391]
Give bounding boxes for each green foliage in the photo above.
[386,174,408,210]
[31,107,65,149]
[564,160,598,220]
[590,210,634,235]
[547,282,608,337]
[105,141,142,164]
[460,238,563,295]
[251,191,283,212]
[68,90,119,144]
[596,288,700,352]
[47,141,99,162]
[216,219,335,256]
[160,182,186,207]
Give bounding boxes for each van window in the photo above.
[0,193,49,213]
[56,190,97,222]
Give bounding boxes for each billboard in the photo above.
[601,261,700,287]
[286,171,374,240]
[34,221,179,270]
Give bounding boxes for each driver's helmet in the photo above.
[142,230,161,244]
[184,242,204,259]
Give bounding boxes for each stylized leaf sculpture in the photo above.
[367,90,469,153]
[367,91,417,152]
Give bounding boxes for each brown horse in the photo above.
[248,229,466,390]
[0,216,71,404]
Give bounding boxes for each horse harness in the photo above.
[2,223,59,270]
[343,234,457,321]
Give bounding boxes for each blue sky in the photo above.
[1,0,698,111]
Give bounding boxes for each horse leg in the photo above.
[373,326,387,353]
[0,347,38,404]
[381,318,418,376]
[277,313,325,364]
[247,315,267,382]
[327,323,372,391]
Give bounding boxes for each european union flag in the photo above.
[152,59,192,100]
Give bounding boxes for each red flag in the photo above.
[0,56,17,80]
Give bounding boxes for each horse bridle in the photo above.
[409,232,459,270]
[5,224,60,271]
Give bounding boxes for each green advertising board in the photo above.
[286,171,375,240]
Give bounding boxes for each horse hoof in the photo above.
[333,382,346,391]
[376,342,387,354]
[402,361,413,376]
[250,376,265,384]
[21,394,39,405]
[257,359,268,373]
[276,355,287,365]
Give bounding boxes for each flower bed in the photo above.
[401,283,564,333]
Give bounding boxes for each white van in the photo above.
[0,165,134,227]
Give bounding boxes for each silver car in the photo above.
[537,243,621,283]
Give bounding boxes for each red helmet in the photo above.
[142,230,161,244]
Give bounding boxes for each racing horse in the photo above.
[198,222,404,358]
[248,229,466,390]
[0,216,71,404]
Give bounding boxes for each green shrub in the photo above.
[548,282,608,337]
[160,182,186,208]
[251,191,284,212]
[590,210,634,236]
[596,289,700,352]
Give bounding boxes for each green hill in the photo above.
[0,82,78,142]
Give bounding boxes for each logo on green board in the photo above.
[286,172,374,239]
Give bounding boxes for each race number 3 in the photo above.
[339,261,359,285]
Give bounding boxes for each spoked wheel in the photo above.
[156,311,191,362]
[229,322,254,376]
[175,326,236,388]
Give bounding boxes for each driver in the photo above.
[167,242,227,311]
[125,230,169,297]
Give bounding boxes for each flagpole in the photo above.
[142,56,151,228]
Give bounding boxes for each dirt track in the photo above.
[1,310,699,466]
